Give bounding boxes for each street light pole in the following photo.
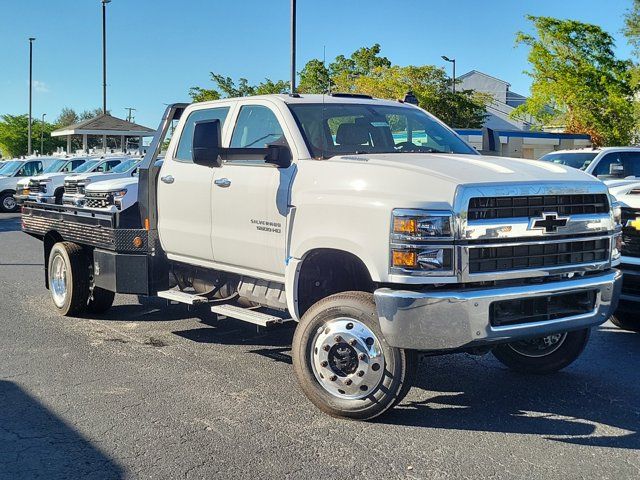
[290,0,297,95]
[102,0,111,115]
[40,113,46,154]
[28,37,35,156]
[441,55,456,94]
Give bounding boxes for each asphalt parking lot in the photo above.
[0,212,639,479]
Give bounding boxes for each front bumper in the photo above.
[62,194,85,207]
[374,269,622,351]
[619,256,640,303]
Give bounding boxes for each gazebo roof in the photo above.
[51,114,155,137]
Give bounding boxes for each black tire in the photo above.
[47,242,90,316]
[292,291,417,421]
[87,287,115,314]
[0,191,18,213]
[492,328,590,374]
[610,309,640,332]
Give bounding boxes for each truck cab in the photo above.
[22,95,623,420]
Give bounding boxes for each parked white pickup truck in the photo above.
[539,147,640,180]
[62,157,137,207]
[15,157,90,205]
[22,95,623,420]
[0,157,58,212]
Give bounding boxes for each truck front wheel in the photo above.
[610,309,640,332]
[492,329,590,374]
[48,242,90,316]
[292,292,416,421]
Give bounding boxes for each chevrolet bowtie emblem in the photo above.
[627,217,640,231]
[529,212,569,234]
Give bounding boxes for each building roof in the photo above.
[458,70,511,88]
[51,114,155,137]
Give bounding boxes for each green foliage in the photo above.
[298,59,331,94]
[56,107,80,127]
[0,114,65,158]
[189,74,288,102]
[513,15,635,146]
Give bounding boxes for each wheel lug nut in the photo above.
[320,360,328,367]
[349,339,357,346]
[322,344,330,351]
[358,353,367,361]
[357,370,365,377]
[334,335,343,343]
[329,375,337,381]
[345,379,353,385]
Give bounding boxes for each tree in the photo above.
[56,107,79,127]
[189,74,288,102]
[513,15,635,146]
[623,0,640,141]
[298,59,331,94]
[352,65,489,128]
[0,114,65,157]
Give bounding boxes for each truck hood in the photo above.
[86,176,138,192]
[606,179,640,208]
[74,171,133,183]
[34,172,81,182]
[331,153,595,184]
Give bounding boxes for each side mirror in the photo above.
[609,163,625,177]
[265,144,292,168]
[193,119,222,167]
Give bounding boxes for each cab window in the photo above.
[17,161,43,176]
[228,105,287,165]
[175,107,230,162]
[592,152,640,178]
[70,160,86,171]
[94,160,121,173]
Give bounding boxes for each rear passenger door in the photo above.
[157,105,232,265]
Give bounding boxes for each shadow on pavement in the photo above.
[0,380,124,479]
[382,327,640,450]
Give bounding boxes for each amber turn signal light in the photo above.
[392,250,417,268]
[393,217,417,234]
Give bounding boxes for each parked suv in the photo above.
[539,147,640,180]
[14,157,89,205]
[0,158,57,212]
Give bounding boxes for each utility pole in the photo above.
[290,0,297,95]
[28,37,35,156]
[40,113,46,154]
[102,0,111,114]
[125,107,136,123]
[442,55,456,94]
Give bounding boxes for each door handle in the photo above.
[160,175,174,184]
[214,178,231,188]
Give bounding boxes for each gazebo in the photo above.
[51,113,155,154]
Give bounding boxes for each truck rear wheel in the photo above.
[492,328,590,374]
[292,291,416,421]
[48,242,90,316]
[87,287,115,314]
[610,309,640,332]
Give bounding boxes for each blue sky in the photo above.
[0,0,635,128]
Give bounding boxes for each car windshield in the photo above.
[288,103,477,158]
[111,159,139,173]
[539,152,598,170]
[0,160,23,176]
[42,160,68,174]
[73,160,100,173]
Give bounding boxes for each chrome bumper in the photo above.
[374,269,622,351]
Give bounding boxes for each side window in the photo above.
[592,153,623,178]
[105,160,121,172]
[621,152,640,177]
[175,107,230,162]
[70,160,85,170]
[18,161,42,176]
[95,162,108,173]
[230,105,286,151]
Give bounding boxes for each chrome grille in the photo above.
[468,194,609,221]
[468,238,610,274]
[64,180,78,195]
[85,192,113,209]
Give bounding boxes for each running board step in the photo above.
[157,290,209,305]
[210,305,292,327]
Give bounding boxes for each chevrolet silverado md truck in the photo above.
[22,95,622,420]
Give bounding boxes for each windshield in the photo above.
[42,160,68,174]
[73,160,100,173]
[111,159,139,173]
[0,161,23,176]
[539,152,598,170]
[288,103,477,158]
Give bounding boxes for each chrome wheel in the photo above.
[49,253,68,308]
[507,333,568,358]
[311,317,385,400]
[2,195,16,211]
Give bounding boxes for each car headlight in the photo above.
[390,209,455,275]
[392,209,453,241]
[612,201,622,227]
[112,189,127,198]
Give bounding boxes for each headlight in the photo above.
[112,189,127,198]
[390,209,455,276]
[392,209,453,241]
[612,202,622,227]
